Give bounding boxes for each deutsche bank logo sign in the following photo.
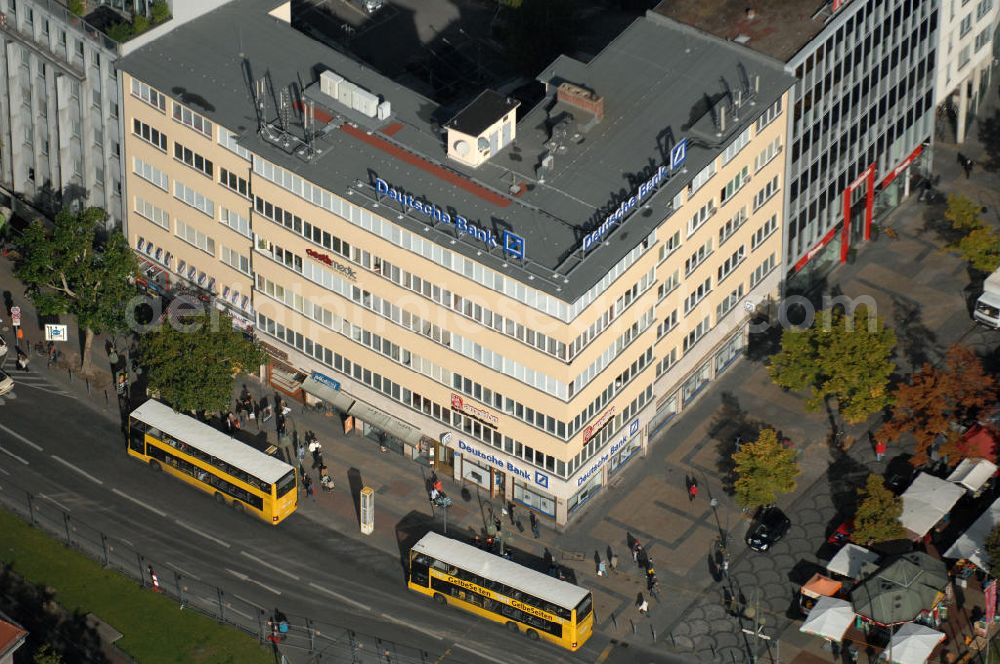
[535,471,549,489]
[375,177,527,260]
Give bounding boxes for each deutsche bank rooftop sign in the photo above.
[375,177,526,260]
[581,138,689,253]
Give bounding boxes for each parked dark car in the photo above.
[746,506,791,552]
[883,454,916,495]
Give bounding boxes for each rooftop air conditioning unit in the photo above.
[320,70,344,98]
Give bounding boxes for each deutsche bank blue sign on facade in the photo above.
[581,138,689,253]
[375,177,526,260]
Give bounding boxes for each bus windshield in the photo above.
[276,470,297,498]
[575,594,593,620]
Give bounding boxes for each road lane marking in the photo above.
[594,642,615,664]
[14,383,75,397]
[165,562,201,581]
[224,603,254,621]
[40,494,72,512]
[0,423,43,450]
[0,465,10,475]
[175,520,231,548]
[112,488,167,517]
[226,568,282,595]
[50,455,103,485]
[0,445,28,465]
[308,582,371,611]
[232,593,266,610]
[453,643,506,664]
[240,550,300,581]
[379,612,443,639]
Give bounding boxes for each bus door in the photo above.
[128,424,146,454]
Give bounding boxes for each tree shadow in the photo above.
[977,108,1000,172]
[891,295,937,372]
[920,200,961,245]
[708,391,771,494]
[825,448,869,521]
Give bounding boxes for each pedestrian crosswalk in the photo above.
[0,354,77,405]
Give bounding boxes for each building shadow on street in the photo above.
[708,391,771,494]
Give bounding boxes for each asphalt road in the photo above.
[0,357,685,664]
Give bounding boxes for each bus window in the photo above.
[575,594,593,621]
[275,471,296,498]
[410,557,430,587]
[129,428,146,454]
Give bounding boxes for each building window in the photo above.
[132,118,166,151]
[134,196,169,229]
[719,206,747,246]
[217,126,251,160]
[717,283,745,320]
[132,157,168,191]
[174,142,214,177]
[750,253,776,288]
[172,102,213,137]
[719,166,749,205]
[174,180,216,218]
[683,317,710,353]
[130,79,166,112]
[958,45,971,68]
[976,0,993,20]
[717,245,745,283]
[220,207,251,237]
[221,245,251,275]
[975,27,991,52]
[657,309,678,338]
[754,137,781,172]
[754,97,782,132]
[687,161,717,196]
[220,168,251,198]
[960,13,973,36]
[658,230,681,263]
[175,218,216,256]
[684,239,713,276]
[687,200,716,237]
[752,176,779,211]
[657,269,680,301]
[751,214,778,250]
[684,277,711,314]
[721,128,751,165]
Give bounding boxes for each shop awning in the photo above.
[799,596,855,642]
[827,543,880,579]
[943,495,1000,571]
[947,457,997,493]
[348,400,423,446]
[900,473,964,538]
[801,573,843,599]
[301,374,355,412]
[885,623,946,664]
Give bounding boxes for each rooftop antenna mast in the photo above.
[241,56,265,132]
[737,62,753,101]
[278,87,291,133]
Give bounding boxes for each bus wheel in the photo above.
[232,501,244,513]
[433,593,447,605]
[148,460,161,472]
[526,629,539,641]
[505,621,519,634]
[214,492,226,504]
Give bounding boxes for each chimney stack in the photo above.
[556,82,604,122]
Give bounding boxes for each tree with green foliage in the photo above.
[732,428,800,510]
[15,207,138,373]
[945,193,983,231]
[499,0,578,77]
[67,0,84,17]
[140,313,266,414]
[768,305,896,425]
[150,0,171,24]
[33,645,64,664]
[851,474,905,545]
[985,523,1000,577]
[955,227,1000,273]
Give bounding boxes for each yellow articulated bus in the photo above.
[407,532,593,651]
[127,399,297,524]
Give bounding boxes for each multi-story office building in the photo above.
[658,0,939,286]
[935,0,998,142]
[119,0,792,527]
[0,0,230,229]
[0,0,124,226]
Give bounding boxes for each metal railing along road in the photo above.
[0,477,435,664]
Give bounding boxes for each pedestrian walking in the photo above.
[593,550,602,574]
[309,439,322,468]
[688,476,699,502]
[632,542,642,566]
[598,560,607,577]
[638,547,650,571]
[610,553,619,571]
[507,501,516,525]
[529,511,540,539]
[302,473,313,498]
[874,437,886,462]
[494,516,503,536]
[965,158,975,178]
[636,592,648,615]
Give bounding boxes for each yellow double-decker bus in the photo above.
[407,532,593,651]
[127,399,297,524]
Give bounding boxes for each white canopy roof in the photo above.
[799,596,855,641]
[900,473,965,538]
[944,495,1000,570]
[827,543,880,579]
[885,622,945,664]
[947,457,997,493]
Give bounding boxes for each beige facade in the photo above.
[122,67,789,528]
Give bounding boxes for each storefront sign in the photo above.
[450,394,499,428]
[305,248,357,280]
[457,438,549,487]
[575,418,641,487]
[879,144,924,189]
[258,341,289,362]
[374,177,526,260]
[311,370,341,392]
[583,406,616,444]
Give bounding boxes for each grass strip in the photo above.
[0,508,271,664]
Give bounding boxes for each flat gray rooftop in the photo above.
[119,0,793,303]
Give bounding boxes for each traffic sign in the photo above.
[10,306,20,326]
[45,324,67,341]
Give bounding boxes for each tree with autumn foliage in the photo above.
[732,428,800,510]
[851,474,906,545]
[768,305,896,425]
[877,346,997,466]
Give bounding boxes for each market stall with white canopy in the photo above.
[799,596,855,642]
[943,495,1000,571]
[900,473,965,538]
[884,622,946,664]
[827,543,880,579]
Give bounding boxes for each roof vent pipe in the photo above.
[746,7,756,19]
